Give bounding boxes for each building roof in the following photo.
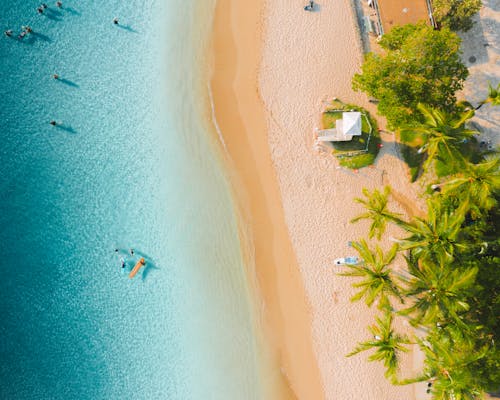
[375,0,432,34]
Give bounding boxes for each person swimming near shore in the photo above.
[52,73,59,79]
[42,3,48,8]
[4,29,13,37]
[50,120,57,126]
[21,25,33,33]
[129,248,134,256]
[37,6,44,14]
[56,1,62,7]
[18,31,26,39]
[113,17,119,25]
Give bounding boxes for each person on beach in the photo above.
[4,29,13,37]
[304,1,314,11]
[50,120,57,126]
[113,17,119,25]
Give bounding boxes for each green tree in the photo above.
[400,104,477,172]
[399,259,477,328]
[347,311,411,378]
[417,330,489,399]
[433,0,482,32]
[395,198,468,265]
[476,82,500,109]
[351,186,403,240]
[352,23,468,129]
[441,155,500,212]
[338,240,402,308]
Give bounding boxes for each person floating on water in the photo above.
[4,29,13,37]
[18,31,26,39]
[129,248,134,256]
[50,120,57,126]
[22,26,33,33]
[53,73,59,79]
[113,17,119,25]
[56,1,62,7]
[42,3,48,9]
[37,6,44,14]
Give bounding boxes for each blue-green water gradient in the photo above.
[0,1,262,399]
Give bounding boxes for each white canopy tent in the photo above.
[316,111,362,142]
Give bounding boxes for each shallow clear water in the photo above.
[0,1,262,399]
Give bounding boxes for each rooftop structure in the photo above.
[373,0,435,34]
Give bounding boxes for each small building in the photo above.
[317,112,362,142]
[372,0,435,34]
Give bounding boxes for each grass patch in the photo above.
[322,100,381,169]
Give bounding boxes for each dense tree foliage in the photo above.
[433,0,482,32]
[352,24,468,129]
[341,126,499,397]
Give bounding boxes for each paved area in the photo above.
[459,0,500,149]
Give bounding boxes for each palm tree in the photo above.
[338,240,403,308]
[441,155,500,213]
[475,82,500,109]
[398,259,477,328]
[400,104,477,172]
[347,311,411,378]
[394,198,468,265]
[417,330,489,399]
[351,186,404,240]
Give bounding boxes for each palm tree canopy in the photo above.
[441,155,500,212]
[396,198,468,264]
[338,240,403,308]
[351,186,404,240]
[399,260,478,327]
[347,311,410,378]
[400,104,478,171]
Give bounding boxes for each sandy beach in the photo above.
[211,0,422,398]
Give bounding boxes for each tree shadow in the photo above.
[459,14,489,66]
[116,24,138,33]
[58,78,79,88]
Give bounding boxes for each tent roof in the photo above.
[341,112,362,136]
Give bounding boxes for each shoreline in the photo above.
[210,0,325,399]
[210,0,422,399]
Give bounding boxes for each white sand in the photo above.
[258,1,421,398]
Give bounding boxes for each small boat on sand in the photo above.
[129,257,146,279]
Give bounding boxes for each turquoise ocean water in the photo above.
[0,1,263,399]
